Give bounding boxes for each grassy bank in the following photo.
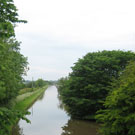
[14,85,48,111]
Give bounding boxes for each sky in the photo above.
[14,0,135,81]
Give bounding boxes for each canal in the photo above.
[12,86,98,135]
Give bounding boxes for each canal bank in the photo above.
[12,86,98,135]
[14,85,48,111]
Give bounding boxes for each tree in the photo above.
[0,107,30,135]
[0,0,27,39]
[35,79,46,87]
[58,50,135,120]
[96,61,135,135]
[0,39,28,105]
[0,0,28,134]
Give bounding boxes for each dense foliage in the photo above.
[0,0,27,39]
[0,40,28,105]
[96,61,135,135]
[58,50,135,120]
[0,108,30,135]
[0,0,28,134]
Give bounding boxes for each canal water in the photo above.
[12,86,98,135]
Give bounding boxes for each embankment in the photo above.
[14,85,48,111]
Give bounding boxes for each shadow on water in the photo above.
[12,124,24,135]
[61,119,98,135]
[37,90,46,101]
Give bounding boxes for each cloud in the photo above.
[14,0,135,80]
[26,66,71,80]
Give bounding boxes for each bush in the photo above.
[96,61,135,135]
[0,108,30,135]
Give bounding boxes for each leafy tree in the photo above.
[35,79,47,87]
[58,50,135,120]
[96,61,135,135]
[0,39,28,105]
[0,107,30,135]
[57,77,69,94]
[0,0,27,39]
[0,0,28,134]
[0,37,28,134]
[23,79,47,89]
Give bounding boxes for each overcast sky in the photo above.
[14,0,135,80]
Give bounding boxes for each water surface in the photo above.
[12,86,98,135]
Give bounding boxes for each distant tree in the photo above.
[35,79,46,87]
[58,50,135,120]
[25,81,33,88]
[96,61,135,135]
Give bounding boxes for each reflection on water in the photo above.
[57,93,67,111]
[12,86,98,135]
[12,124,24,135]
[61,119,98,135]
[37,90,46,101]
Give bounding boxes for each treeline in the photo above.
[57,50,135,135]
[18,79,50,95]
[0,0,28,134]
[21,79,50,89]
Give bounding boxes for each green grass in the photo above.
[14,85,48,111]
[19,87,38,95]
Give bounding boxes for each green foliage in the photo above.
[96,61,135,135]
[0,0,28,134]
[35,78,47,87]
[0,107,30,135]
[23,79,48,89]
[0,0,27,39]
[58,50,135,120]
[0,39,28,105]
[19,88,35,95]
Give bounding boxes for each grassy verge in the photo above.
[19,87,36,95]
[14,85,48,111]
